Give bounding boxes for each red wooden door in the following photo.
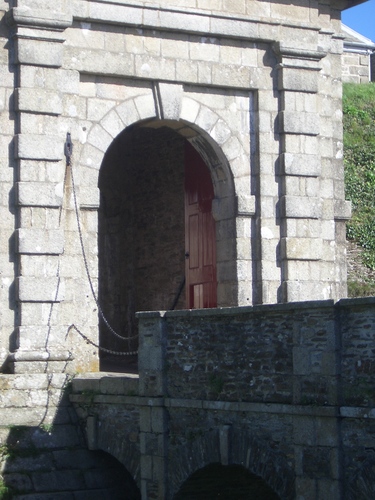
[185,142,217,309]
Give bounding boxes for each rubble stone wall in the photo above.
[137,297,375,499]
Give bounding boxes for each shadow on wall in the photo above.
[0,381,141,499]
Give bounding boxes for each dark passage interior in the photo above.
[174,463,280,499]
[98,125,187,370]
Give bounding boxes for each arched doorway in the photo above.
[174,463,280,499]
[98,123,217,369]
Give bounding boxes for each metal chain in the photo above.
[68,325,138,356]
[67,134,138,355]
[44,148,72,366]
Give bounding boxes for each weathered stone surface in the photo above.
[15,88,63,115]
[280,111,320,135]
[156,82,183,120]
[334,199,352,220]
[10,0,72,29]
[16,228,64,254]
[16,38,64,67]
[281,153,321,176]
[282,195,322,219]
[281,237,323,261]
[15,135,64,161]
[278,67,319,93]
[17,181,63,207]
[17,276,65,302]
[236,194,256,216]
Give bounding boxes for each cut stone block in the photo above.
[17,229,64,255]
[17,276,65,302]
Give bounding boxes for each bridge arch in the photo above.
[168,427,294,500]
[94,412,141,491]
[174,463,280,499]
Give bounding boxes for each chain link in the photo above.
[68,325,138,356]
[68,140,138,355]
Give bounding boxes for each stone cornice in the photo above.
[273,43,327,61]
[6,6,72,31]
[72,0,323,43]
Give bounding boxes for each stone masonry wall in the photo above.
[342,51,371,83]
[163,303,336,405]
[139,299,375,408]
[0,373,141,498]
[137,297,375,498]
[1,298,374,499]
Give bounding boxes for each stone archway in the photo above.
[77,88,254,366]
[168,427,294,500]
[95,119,237,367]
[88,450,141,500]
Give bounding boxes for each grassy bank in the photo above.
[343,82,375,296]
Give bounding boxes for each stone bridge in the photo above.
[70,298,375,499]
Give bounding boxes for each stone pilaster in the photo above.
[274,43,331,302]
[138,312,169,498]
[7,0,73,373]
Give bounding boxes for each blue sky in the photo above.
[342,0,375,42]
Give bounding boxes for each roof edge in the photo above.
[332,0,368,12]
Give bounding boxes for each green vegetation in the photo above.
[0,480,12,500]
[39,423,54,434]
[343,83,375,271]
[343,82,375,297]
[0,445,11,461]
[347,279,375,298]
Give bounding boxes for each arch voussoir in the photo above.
[87,123,113,153]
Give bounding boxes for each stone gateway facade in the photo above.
[0,1,373,499]
[0,0,356,371]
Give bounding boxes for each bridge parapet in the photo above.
[135,298,375,498]
[69,298,375,499]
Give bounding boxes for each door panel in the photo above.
[188,213,199,269]
[185,142,217,309]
